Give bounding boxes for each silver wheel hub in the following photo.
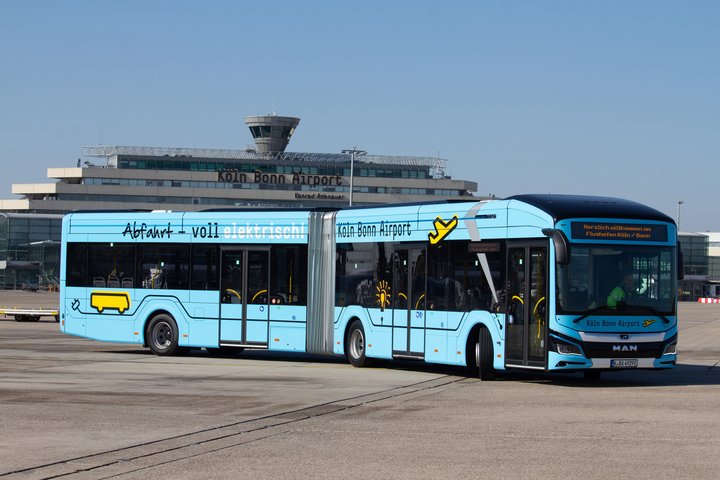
[153,322,172,350]
[350,329,364,359]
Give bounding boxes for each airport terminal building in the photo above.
[1,115,476,213]
[0,114,479,288]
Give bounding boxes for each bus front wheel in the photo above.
[147,314,180,356]
[476,327,496,381]
[346,320,368,368]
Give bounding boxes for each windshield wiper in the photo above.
[626,305,673,324]
[571,306,608,324]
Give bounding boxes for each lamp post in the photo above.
[341,147,366,206]
[677,200,685,232]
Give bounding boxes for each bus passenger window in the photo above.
[66,243,88,287]
[137,244,190,290]
[191,246,219,291]
[87,243,135,289]
[336,242,374,308]
[270,246,308,305]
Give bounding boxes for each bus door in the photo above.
[220,249,270,348]
[505,242,548,368]
[392,247,427,359]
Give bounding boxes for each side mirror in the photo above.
[542,228,570,265]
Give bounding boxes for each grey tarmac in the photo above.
[0,291,718,479]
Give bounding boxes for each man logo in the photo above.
[620,334,630,340]
[613,345,638,352]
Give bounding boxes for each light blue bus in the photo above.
[59,194,679,379]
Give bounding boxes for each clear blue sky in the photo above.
[1,0,718,231]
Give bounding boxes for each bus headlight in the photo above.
[663,342,677,355]
[551,338,583,356]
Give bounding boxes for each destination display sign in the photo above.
[571,222,667,242]
[468,241,501,253]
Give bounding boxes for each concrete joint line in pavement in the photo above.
[0,375,463,480]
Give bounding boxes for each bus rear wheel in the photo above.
[476,327,496,381]
[147,314,180,356]
[346,320,368,368]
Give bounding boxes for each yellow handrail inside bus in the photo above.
[415,293,425,310]
[534,296,546,339]
[252,289,268,303]
[225,288,241,301]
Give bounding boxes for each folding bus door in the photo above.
[505,242,548,368]
[220,249,270,348]
[392,247,427,359]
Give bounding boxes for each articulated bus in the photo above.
[59,195,679,379]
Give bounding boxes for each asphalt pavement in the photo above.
[0,291,718,480]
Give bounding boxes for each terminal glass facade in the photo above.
[678,233,715,301]
[0,214,62,290]
[116,156,432,179]
[679,234,708,276]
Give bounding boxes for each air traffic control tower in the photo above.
[245,114,300,154]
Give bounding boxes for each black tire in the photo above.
[146,314,180,356]
[583,370,602,381]
[346,320,368,367]
[476,327,496,381]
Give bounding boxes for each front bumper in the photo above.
[547,330,678,371]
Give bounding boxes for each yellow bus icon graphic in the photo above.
[91,291,131,314]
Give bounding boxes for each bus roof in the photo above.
[508,194,674,224]
[66,200,473,216]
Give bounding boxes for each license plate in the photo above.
[611,359,638,368]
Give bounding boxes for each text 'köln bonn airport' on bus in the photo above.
[59,194,679,380]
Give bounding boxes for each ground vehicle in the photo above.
[0,306,59,322]
[59,195,678,379]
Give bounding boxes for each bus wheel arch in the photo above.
[345,318,369,368]
[145,311,180,356]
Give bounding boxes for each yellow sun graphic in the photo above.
[376,280,391,311]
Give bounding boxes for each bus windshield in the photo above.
[557,245,676,315]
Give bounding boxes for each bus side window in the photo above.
[270,245,308,305]
[137,244,190,290]
[358,244,376,308]
[457,241,506,313]
[66,243,88,287]
[87,243,135,289]
[191,245,219,291]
